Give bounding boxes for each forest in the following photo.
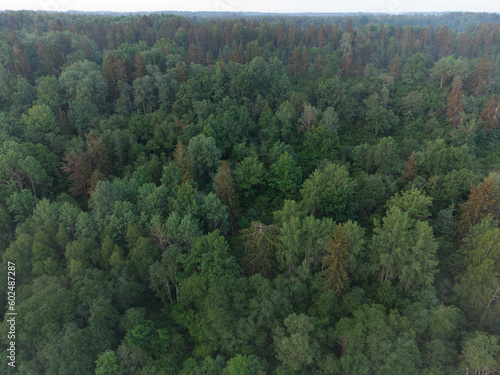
[0,9,499,374]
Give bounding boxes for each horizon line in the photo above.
[1,9,499,15]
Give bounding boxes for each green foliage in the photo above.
[129,236,161,278]
[419,304,461,373]
[419,138,471,177]
[301,162,354,221]
[301,123,339,171]
[96,350,120,375]
[59,60,108,133]
[188,134,222,180]
[269,151,302,199]
[0,204,13,250]
[233,156,266,200]
[200,193,230,234]
[21,104,59,144]
[224,354,267,375]
[387,188,433,222]
[36,75,63,111]
[459,332,500,375]
[334,304,421,375]
[276,212,334,275]
[65,238,100,278]
[0,140,51,199]
[7,276,78,368]
[274,313,320,372]
[455,218,500,331]
[371,206,438,295]
[1,11,500,374]
[6,189,39,224]
[354,172,396,219]
[363,92,399,136]
[182,230,239,277]
[322,223,349,293]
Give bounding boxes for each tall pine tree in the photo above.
[322,223,349,293]
[447,76,464,128]
[459,174,500,237]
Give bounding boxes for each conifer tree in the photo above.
[459,174,500,237]
[289,47,300,77]
[322,223,349,293]
[469,54,491,97]
[400,151,417,188]
[481,95,499,133]
[314,54,323,76]
[173,141,193,181]
[241,222,279,277]
[133,52,146,80]
[389,54,401,77]
[61,149,92,196]
[300,46,309,76]
[86,133,110,174]
[113,53,127,83]
[177,61,186,83]
[214,160,236,209]
[104,53,115,80]
[447,76,464,128]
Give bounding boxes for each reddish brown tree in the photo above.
[469,54,491,97]
[104,53,115,82]
[447,76,465,128]
[459,174,500,237]
[481,95,500,133]
[61,149,92,196]
[435,26,451,57]
[422,25,431,47]
[187,44,198,64]
[37,41,53,75]
[341,51,353,77]
[318,26,325,48]
[289,47,300,77]
[86,133,110,174]
[12,45,33,83]
[276,20,287,49]
[104,53,117,98]
[230,43,244,64]
[114,53,127,83]
[133,52,146,80]
[300,46,309,76]
[214,160,236,209]
[173,142,193,181]
[389,55,401,77]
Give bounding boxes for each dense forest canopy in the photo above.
[0,10,499,374]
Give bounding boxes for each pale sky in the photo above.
[2,0,499,14]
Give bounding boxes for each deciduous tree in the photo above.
[459,332,499,375]
[274,313,319,372]
[301,162,354,221]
